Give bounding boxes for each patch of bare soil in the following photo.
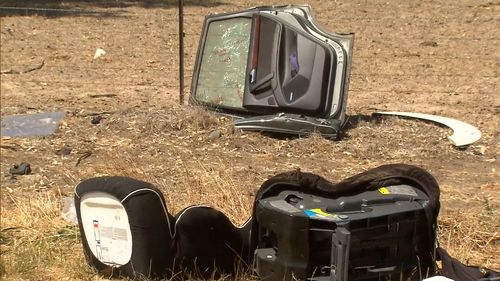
[1,0,498,280]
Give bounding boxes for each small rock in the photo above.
[207,129,222,140]
[94,48,106,59]
[420,41,438,47]
[91,115,102,125]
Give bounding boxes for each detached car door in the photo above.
[190,5,354,139]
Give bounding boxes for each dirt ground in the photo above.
[0,0,498,280]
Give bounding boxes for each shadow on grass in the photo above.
[343,114,383,131]
[0,0,228,18]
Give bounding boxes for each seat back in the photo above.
[75,177,251,279]
[75,176,175,278]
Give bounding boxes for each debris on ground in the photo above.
[472,145,487,155]
[90,115,102,124]
[88,93,117,98]
[0,60,44,74]
[207,129,222,140]
[61,197,78,225]
[373,111,481,147]
[1,111,66,137]
[189,6,353,139]
[420,41,439,47]
[75,151,92,166]
[9,162,31,175]
[93,48,106,59]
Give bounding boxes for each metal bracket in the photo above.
[331,227,351,281]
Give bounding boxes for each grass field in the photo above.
[1,0,499,280]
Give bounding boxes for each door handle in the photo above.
[249,72,274,93]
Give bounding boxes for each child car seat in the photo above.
[250,164,440,281]
[74,176,250,279]
[75,165,497,281]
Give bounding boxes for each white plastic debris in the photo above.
[1,111,66,137]
[93,48,106,59]
[61,196,78,225]
[374,111,481,147]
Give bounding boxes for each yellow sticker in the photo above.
[379,187,390,194]
[310,208,332,217]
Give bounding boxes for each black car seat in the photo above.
[75,176,251,279]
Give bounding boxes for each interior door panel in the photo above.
[190,5,354,138]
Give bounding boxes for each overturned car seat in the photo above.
[74,177,250,279]
[251,164,440,281]
[75,165,498,280]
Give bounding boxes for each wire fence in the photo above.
[1,4,498,99]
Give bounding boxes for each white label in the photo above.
[81,192,133,266]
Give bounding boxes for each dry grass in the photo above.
[1,149,498,280]
[0,191,96,280]
[1,0,499,279]
[0,105,498,280]
[0,160,256,281]
[438,204,500,269]
[0,106,498,280]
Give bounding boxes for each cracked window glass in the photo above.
[195,18,251,109]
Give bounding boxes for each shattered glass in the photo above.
[195,18,251,109]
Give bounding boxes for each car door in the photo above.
[190,5,354,138]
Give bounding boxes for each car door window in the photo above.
[195,18,252,109]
